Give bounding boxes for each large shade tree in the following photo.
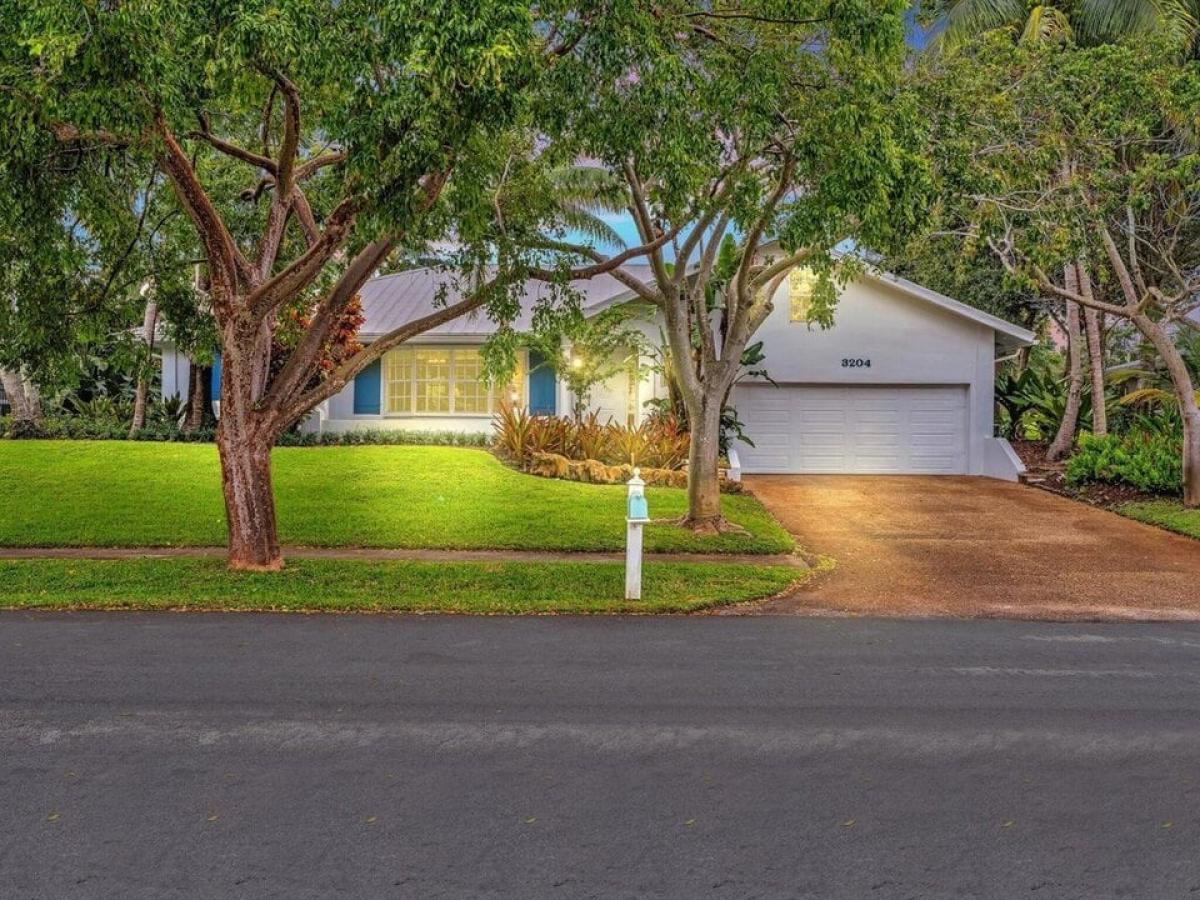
[528,0,926,530]
[1,0,679,570]
[927,0,1200,453]
[916,35,1200,504]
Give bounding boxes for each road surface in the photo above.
[2,612,1199,898]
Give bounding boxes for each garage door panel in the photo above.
[734,385,969,475]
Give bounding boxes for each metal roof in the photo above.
[358,265,654,339]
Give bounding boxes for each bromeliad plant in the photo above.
[493,403,690,472]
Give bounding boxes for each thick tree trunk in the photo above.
[1047,271,1084,461]
[1133,314,1200,508]
[682,398,725,531]
[217,420,282,570]
[1,368,41,429]
[216,340,283,571]
[129,299,159,437]
[1078,263,1106,437]
[0,369,28,420]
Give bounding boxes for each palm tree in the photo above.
[929,0,1198,50]
[1110,331,1200,413]
[543,164,629,250]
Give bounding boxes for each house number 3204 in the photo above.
[841,358,871,368]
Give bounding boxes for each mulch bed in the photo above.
[1012,439,1168,510]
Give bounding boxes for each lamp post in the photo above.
[625,468,649,600]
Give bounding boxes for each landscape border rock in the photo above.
[525,450,743,493]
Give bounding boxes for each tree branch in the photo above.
[189,118,277,173]
[154,111,255,303]
[246,198,358,319]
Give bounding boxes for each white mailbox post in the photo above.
[625,469,649,600]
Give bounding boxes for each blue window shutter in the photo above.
[527,350,556,415]
[210,350,222,402]
[354,358,382,414]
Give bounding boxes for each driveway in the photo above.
[745,475,1200,620]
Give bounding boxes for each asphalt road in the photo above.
[2,613,1199,899]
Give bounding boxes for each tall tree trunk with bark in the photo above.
[183,361,208,433]
[0,368,42,431]
[216,336,284,570]
[681,390,727,531]
[129,297,159,436]
[1047,265,1084,461]
[1078,262,1107,437]
[1133,313,1200,508]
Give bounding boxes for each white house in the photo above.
[159,259,1034,480]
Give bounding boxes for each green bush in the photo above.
[1065,431,1181,494]
[275,428,490,447]
[0,414,488,448]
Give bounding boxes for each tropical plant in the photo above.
[1066,431,1182,493]
[915,36,1200,504]
[492,404,690,472]
[928,0,1199,51]
[1107,331,1200,413]
[493,403,535,467]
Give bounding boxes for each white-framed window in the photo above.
[383,346,528,416]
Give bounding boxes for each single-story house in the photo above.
[159,257,1035,480]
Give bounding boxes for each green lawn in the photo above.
[0,558,800,614]
[0,441,792,554]
[1119,500,1200,540]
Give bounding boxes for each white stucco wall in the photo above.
[160,342,191,403]
[740,274,1000,476]
[156,272,1024,480]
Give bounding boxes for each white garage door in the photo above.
[732,385,969,475]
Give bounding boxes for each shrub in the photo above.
[0,415,487,448]
[1065,431,1181,494]
[492,404,690,471]
[276,428,489,448]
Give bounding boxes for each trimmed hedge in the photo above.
[277,428,490,447]
[1065,431,1181,494]
[0,416,490,448]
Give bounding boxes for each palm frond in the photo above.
[1105,366,1154,385]
[1019,5,1074,44]
[931,0,1029,49]
[547,166,629,214]
[1118,386,1200,407]
[556,204,627,249]
[1076,0,1198,49]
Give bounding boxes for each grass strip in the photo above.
[0,557,802,615]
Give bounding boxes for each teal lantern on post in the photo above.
[626,469,649,523]
[625,469,649,600]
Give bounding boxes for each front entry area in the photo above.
[731,384,969,475]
